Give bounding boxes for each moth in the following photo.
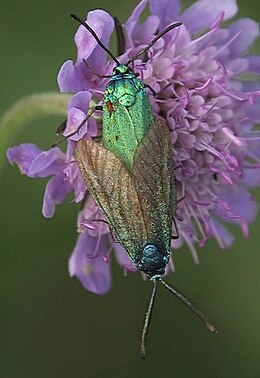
[76,120,217,358]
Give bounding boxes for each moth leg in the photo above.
[92,219,119,243]
[65,105,103,139]
[177,195,185,204]
[56,119,67,135]
[91,219,119,243]
[92,135,102,142]
[144,83,157,97]
[159,82,172,95]
[110,231,119,244]
[52,105,103,147]
[145,82,173,97]
[174,165,182,171]
[171,196,184,239]
[92,219,109,225]
[171,217,179,240]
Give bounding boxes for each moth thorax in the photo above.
[140,244,169,278]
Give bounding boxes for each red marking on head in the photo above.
[106,100,114,115]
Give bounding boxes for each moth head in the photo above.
[113,64,132,76]
[139,244,169,279]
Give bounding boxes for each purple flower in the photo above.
[7,144,82,218]
[68,231,112,295]
[7,0,260,294]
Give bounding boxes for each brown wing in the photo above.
[75,138,148,261]
[131,120,176,254]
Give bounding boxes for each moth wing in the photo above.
[132,120,176,254]
[75,139,148,261]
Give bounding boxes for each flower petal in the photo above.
[216,186,257,225]
[29,147,65,177]
[75,10,114,71]
[126,0,149,30]
[181,0,238,33]
[63,160,86,203]
[242,167,260,188]
[125,0,149,48]
[42,175,72,218]
[64,91,92,141]
[211,219,234,249]
[57,60,86,93]
[149,0,181,29]
[69,232,111,295]
[68,90,92,110]
[113,243,137,272]
[247,55,260,74]
[228,18,259,57]
[6,144,41,176]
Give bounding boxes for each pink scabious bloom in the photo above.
[7,0,260,294]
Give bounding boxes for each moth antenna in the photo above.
[160,279,218,334]
[141,280,157,359]
[126,21,182,66]
[71,14,121,66]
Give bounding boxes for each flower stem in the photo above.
[0,92,71,169]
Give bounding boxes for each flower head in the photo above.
[7,0,260,294]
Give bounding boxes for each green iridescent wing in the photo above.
[102,104,139,170]
[75,137,148,261]
[132,120,176,255]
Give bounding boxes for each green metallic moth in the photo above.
[76,120,217,358]
[68,13,218,358]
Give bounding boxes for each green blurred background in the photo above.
[1,1,260,377]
